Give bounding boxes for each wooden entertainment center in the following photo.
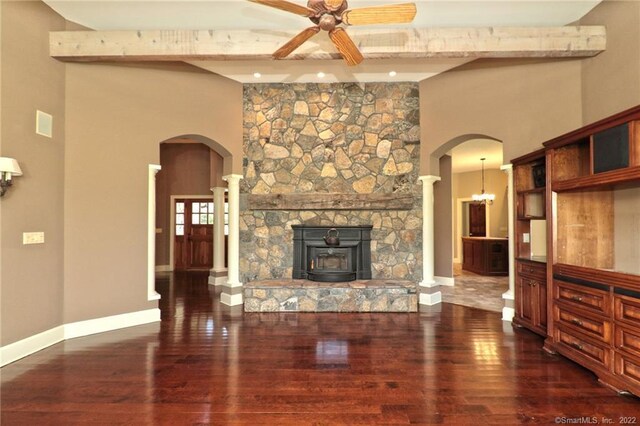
[513,105,640,396]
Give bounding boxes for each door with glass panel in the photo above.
[174,199,214,270]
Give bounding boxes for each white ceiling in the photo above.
[448,139,503,173]
[45,0,601,83]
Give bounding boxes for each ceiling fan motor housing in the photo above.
[308,0,347,29]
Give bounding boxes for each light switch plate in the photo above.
[23,232,45,245]
[523,233,530,243]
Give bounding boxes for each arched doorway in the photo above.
[431,135,511,313]
[148,134,236,304]
[155,138,226,272]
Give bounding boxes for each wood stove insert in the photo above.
[292,225,372,282]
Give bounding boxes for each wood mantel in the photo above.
[246,192,414,210]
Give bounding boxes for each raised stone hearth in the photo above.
[244,280,417,312]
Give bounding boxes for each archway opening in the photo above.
[433,135,509,313]
[150,134,233,301]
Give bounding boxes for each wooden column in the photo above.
[208,186,227,286]
[221,174,243,306]
[419,175,441,306]
[501,164,515,321]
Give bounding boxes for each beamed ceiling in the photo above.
[45,0,605,171]
[46,0,604,83]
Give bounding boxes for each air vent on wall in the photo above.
[36,110,53,138]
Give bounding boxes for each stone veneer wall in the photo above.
[240,83,422,283]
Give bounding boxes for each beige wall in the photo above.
[452,169,508,260]
[0,1,66,345]
[434,155,453,278]
[64,63,242,323]
[580,0,640,123]
[419,58,583,175]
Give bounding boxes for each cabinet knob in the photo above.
[530,281,537,287]
[571,318,583,326]
[570,295,583,302]
[528,268,534,273]
[570,342,584,351]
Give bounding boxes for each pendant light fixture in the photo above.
[472,157,495,205]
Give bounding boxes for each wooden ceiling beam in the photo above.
[50,26,606,62]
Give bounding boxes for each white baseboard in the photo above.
[155,265,171,272]
[419,291,442,306]
[65,308,160,340]
[502,307,515,322]
[221,292,243,306]
[435,276,455,287]
[0,308,161,367]
[0,326,65,367]
[208,275,228,286]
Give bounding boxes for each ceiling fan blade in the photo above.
[323,0,345,11]
[273,26,321,59]
[248,0,315,17]
[328,28,363,66]
[342,3,417,26]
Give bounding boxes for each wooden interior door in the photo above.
[174,199,214,271]
[468,203,487,237]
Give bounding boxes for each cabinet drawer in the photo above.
[614,352,640,388]
[614,294,640,326]
[555,280,610,315]
[615,325,640,359]
[555,326,611,368]
[517,261,546,279]
[555,303,611,342]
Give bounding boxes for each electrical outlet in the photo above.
[23,232,45,245]
[523,233,530,243]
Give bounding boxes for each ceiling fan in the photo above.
[249,0,417,66]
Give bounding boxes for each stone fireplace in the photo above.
[240,82,423,284]
[292,225,372,282]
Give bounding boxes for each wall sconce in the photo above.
[0,157,23,197]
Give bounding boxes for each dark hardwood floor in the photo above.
[2,271,639,424]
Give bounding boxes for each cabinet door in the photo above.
[472,242,484,271]
[462,240,474,270]
[517,276,534,324]
[536,280,547,329]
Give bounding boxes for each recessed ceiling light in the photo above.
[317,72,326,78]
[389,71,397,77]
[253,72,261,78]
